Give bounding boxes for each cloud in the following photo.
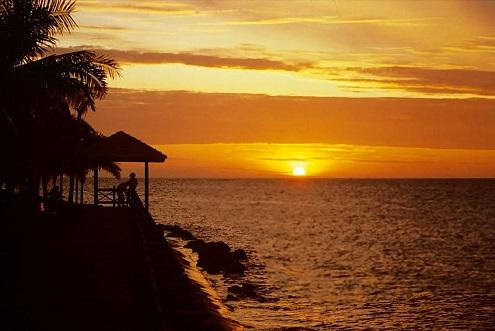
[79,24,131,32]
[213,15,437,27]
[78,1,197,16]
[344,66,495,96]
[350,158,432,164]
[54,45,495,97]
[86,89,495,150]
[55,46,309,72]
[441,35,495,54]
[259,157,308,161]
[259,156,335,161]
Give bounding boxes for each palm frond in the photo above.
[0,0,77,66]
[13,50,120,117]
[41,0,77,32]
[93,54,121,79]
[99,161,121,179]
[0,1,122,186]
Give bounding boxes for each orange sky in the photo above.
[62,0,495,177]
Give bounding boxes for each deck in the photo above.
[1,195,239,331]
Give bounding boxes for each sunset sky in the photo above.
[60,0,495,177]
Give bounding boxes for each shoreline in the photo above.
[0,193,242,331]
[135,203,243,330]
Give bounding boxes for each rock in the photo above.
[227,283,258,299]
[227,285,243,294]
[224,260,246,274]
[226,282,277,303]
[233,248,247,260]
[226,294,239,301]
[184,239,205,251]
[156,224,166,236]
[163,224,196,240]
[257,296,275,303]
[241,282,256,293]
[185,240,246,275]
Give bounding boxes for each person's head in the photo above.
[130,172,136,178]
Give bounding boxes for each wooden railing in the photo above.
[97,187,117,207]
[96,186,133,207]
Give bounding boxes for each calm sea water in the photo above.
[101,179,495,330]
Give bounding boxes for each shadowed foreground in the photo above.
[1,194,239,331]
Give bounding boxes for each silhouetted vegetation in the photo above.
[0,0,121,199]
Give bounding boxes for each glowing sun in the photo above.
[292,166,307,176]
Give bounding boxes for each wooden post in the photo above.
[144,161,149,210]
[80,178,84,204]
[59,173,63,201]
[34,174,41,200]
[74,177,79,204]
[42,176,48,199]
[112,185,116,208]
[93,166,98,206]
[68,175,74,204]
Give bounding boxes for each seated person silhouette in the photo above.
[126,173,138,206]
[46,185,61,211]
[116,182,127,207]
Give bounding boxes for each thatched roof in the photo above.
[86,131,166,163]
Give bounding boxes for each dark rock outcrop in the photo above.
[185,239,246,275]
[161,224,196,241]
[226,282,278,303]
[158,224,276,305]
[227,283,258,299]
[233,248,247,260]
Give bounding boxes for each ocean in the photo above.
[99,179,495,330]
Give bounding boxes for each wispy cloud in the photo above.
[442,35,495,54]
[55,46,310,71]
[350,158,433,164]
[259,156,335,161]
[79,24,130,32]
[87,89,495,149]
[206,15,437,26]
[342,66,495,96]
[78,0,196,15]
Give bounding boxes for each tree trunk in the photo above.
[80,177,85,204]
[68,175,75,204]
[42,176,48,198]
[59,173,63,201]
[74,177,79,204]
[34,174,41,199]
[5,180,15,193]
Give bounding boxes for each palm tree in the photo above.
[36,110,122,203]
[0,0,121,195]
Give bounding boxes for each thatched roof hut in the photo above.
[86,131,167,209]
[87,131,166,163]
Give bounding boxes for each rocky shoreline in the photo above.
[159,224,247,275]
[0,194,242,331]
[159,224,276,304]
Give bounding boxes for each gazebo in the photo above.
[86,131,167,210]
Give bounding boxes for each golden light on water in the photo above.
[292,166,307,177]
